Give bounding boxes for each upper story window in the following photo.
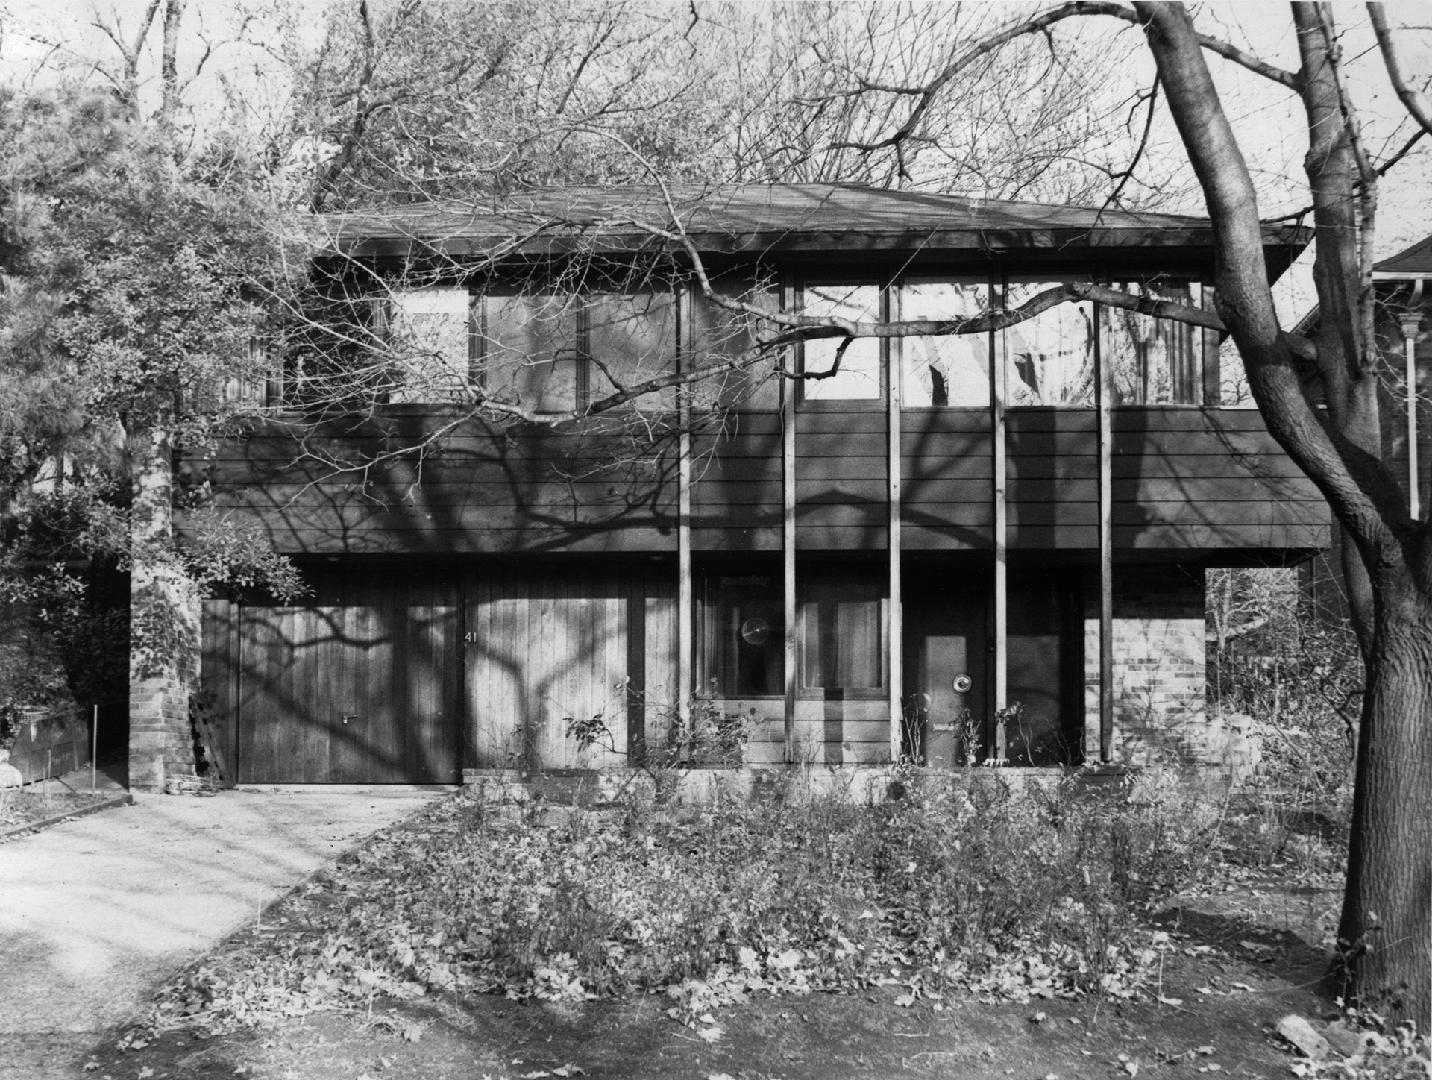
[1000,280,1096,407]
[899,280,991,406]
[378,286,675,413]
[386,286,473,403]
[1102,281,1204,405]
[800,283,882,402]
[688,278,782,411]
[482,291,588,413]
[482,289,676,415]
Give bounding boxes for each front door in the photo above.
[902,572,988,765]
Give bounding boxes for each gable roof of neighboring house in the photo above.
[326,183,1310,270]
[1374,232,1432,279]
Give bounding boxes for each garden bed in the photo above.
[97,775,1426,1079]
[0,787,132,839]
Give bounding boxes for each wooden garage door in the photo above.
[234,569,460,783]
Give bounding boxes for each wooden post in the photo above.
[1097,300,1115,763]
[783,279,798,763]
[992,280,1007,761]
[1400,307,1423,521]
[677,283,693,738]
[887,282,903,763]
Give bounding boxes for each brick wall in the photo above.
[1083,566,1236,771]
[128,562,200,791]
[127,426,200,792]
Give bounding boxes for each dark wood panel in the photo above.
[690,527,783,551]
[233,568,462,783]
[902,409,992,437]
[797,432,887,457]
[796,409,887,435]
[800,456,890,482]
[899,431,991,457]
[242,524,680,555]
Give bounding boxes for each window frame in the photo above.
[697,563,889,701]
[894,276,996,410]
[1098,276,1208,408]
[379,284,479,406]
[796,280,887,408]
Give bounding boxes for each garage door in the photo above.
[232,569,460,783]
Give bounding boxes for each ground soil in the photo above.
[83,878,1341,1080]
[0,789,118,836]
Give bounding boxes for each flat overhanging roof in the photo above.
[325,183,1311,268]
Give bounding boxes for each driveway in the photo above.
[0,785,440,1079]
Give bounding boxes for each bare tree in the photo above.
[787,0,1430,1030]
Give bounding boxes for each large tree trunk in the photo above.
[1134,1,1432,1029]
[1335,561,1432,1031]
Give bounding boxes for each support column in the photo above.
[887,286,903,763]
[1097,303,1115,763]
[128,423,199,792]
[992,286,1008,761]
[1400,307,1423,521]
[782,281,798,763]
[676,284,693,739]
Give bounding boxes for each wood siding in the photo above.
[209,568,461,784]
[188,406,1327,556]
[203,562,679,782]
[464,563,677,770]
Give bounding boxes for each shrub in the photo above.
[153,772,1217,1032]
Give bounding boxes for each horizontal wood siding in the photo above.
[902,409,994,550]
[190,407,1327,557]
[188,415,676,555]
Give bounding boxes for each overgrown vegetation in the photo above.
[1207,564,1359,879]
[148,770,1222,1038]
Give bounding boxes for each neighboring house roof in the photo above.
[327,182,1310,267]
[1373,232,1432,279]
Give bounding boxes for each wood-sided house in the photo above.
[144,184,1326,789]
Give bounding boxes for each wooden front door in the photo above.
[235,569,460,783]
[901,572,989,766]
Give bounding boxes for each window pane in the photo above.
[703,575,783,697]
[802,284,881,401]
[482,293,583,413]
[1102,282,1202,404]
[799,575,883,691]
[1001,283,1095,406]
[587,291,676,410]
[1006,574,1080,766]
[689,278,781,410]
[389,287,470,403]
[900,281,991,406]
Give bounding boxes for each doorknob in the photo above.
[952,674,973,694]
[341,713,358,725]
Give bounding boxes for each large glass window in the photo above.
[687,278,782,411]
[1000,281,1096,406]
[899,280,992,406]
[1102,281,1203,404]
[702,573,784,697]
[387,287,472,403]
[801,284,882,402]
[701,567,886,697]
[799,572,884,692]
[481,290,675,414]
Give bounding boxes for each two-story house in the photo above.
[141,184,1324,790]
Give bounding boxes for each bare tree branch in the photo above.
[1369,1,1432,139]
